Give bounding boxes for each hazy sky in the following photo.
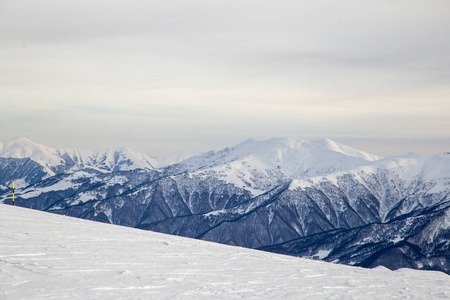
[1,0,449,157]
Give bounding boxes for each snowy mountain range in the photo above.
[0,137,449,274]
[2,205,449,299]
[0,137,157,176]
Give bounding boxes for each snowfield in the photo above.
[1,205,449,299]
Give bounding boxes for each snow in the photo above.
[18,172,92,199]
[312,249,332,259]
[204,209,227,217]
[9,178,27,190]
[177,138,383,196]
[289,179,314,190]
[104,175,129,186]
[0,137,63,167]
[1,205,449,299]
[0,137,157,172]
[287,151,450,204]
[322,139,381,161]
[180,138,381,174]
[391,236,403,244]
[71,192,97,205]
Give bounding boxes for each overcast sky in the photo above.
[1,0,449,157]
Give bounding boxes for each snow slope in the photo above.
[0,205,449,299]
[0,137,157,173]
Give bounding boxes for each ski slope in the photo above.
[0,205,449,299]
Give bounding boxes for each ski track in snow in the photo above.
[1,205,449,299]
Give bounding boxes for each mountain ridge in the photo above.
[0,136,448,274]
[0,137,157,177]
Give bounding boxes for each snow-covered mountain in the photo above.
[0,137,449,274]
[0,137,157,179]
[2,205,449,299]
[165,138,382,195]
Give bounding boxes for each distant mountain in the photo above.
[0,137,449,274]
[0,137,157,182]
[165,138,382,195]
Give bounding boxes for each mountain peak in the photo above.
[0,136,61,166]
[225,137,381,163]
[2,136,46,149]
[0,137,156,172]
[172,137,383,195]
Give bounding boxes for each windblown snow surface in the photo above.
[1,205,449,299]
